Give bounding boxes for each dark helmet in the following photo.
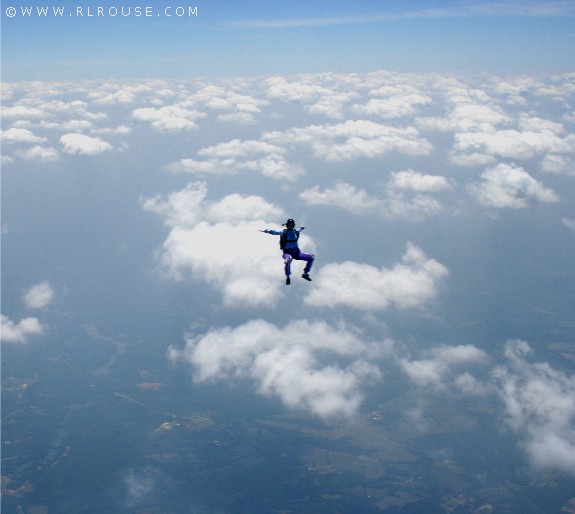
[284,218,295,227]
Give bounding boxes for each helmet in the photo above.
[285,218,295,227]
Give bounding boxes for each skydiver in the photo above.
[259,218,314,285]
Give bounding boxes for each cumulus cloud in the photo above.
[132,105,206,132]
[540,154,573,175]
[417,102,511,134]
[23,282,55,309]
[1,314,44,344]
[469,163,559,209]
[399,344,488,390]
[299,181,380,215]
[562,218,575,232]
[1,105,48,120]
[122,468,157,508]
[166,139,304,181]
[300,171,451,221]
[387,170,452,193]
[59,133,112,155]
[448,113,575,167]
[350,93,432,119]
[142,182,292,307]
[168,319,383,418]
[15,145,59,162]
[187,84,269,123]
[305,243,448,310]
[142,181,284,228]
[264,120,433,161]
[493,340,575,476]
[1,127,48,144]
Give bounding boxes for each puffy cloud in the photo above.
[381,193,445,221]
[59,133,112,156]
[387,170,452,193]
[1,127,47,144]
[186,85,269,123]
[493,340,575,476]
[1,105,48,120]
[168,319,382,418]
[15,145,59,162]
[540,154,573,175]
[142,181,284,228]
[562,218,575,232]
[417,103,511,133]
[449,114,575,166]
[166,139,304,181]
[350,93,432,119]
[132,105,205,132]
[23,282,54,309]
[142,182,291,307]
[400,344,488,390]
[141,181,209,228]
[300,172,450,221]
[264,120,433,162]
[122,468,157,508]
[158,222,290,307]
[469,163,559,209]
[299,181,380,215]
[266,76,333,102]
[305,243,448,310]
[1,314,44,344]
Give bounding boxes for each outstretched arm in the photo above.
[259,229,282,235]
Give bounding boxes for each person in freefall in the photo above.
[259,218,314,285]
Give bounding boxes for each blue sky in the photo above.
[2,1,575,511]
[2,0,575,81]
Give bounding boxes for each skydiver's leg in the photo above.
[296,252,314,274]
[283,253,293,277]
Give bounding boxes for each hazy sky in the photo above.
[2,0,575,81]
[2,0,575,506]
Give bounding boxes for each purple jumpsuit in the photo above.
[262,226,314,277]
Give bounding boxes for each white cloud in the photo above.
[305,243,448,310]
[540,154,573,175]
[264,120,433,162]
[141,181,209,228]
[168,319,382,419]
[122,468,156,508]
[400,344,488,390]
[1,105,48,120]
[166,139,304,181]
[299,181,380,215]
[450,127,575,166]
[23,282,55,309]
[1,314,44,344]
[142,181,284,228]
[300,172,450,221]
[562,218,575,232]
[1,127,47,144]
[158,222,290,307]
[381,193,445,221]
[15,145,59,162]
[142,182,291,307]
[417,103,511,134]
[132,105,205,132]
[493,340,575,476]
[469,163,559,209]
[186,84,269,123]
[387,170,452,193]
[59,133,112,155]
[350,93,432,119]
